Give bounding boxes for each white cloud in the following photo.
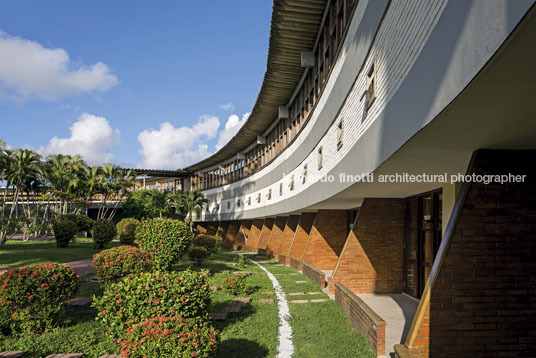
[216,112,250,150]
[39,113,120,165]
[218,102,235,111]
[0,30,118,101]
[137,115,220,169]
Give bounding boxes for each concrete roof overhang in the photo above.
[186,0,328,172]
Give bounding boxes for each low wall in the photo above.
[335,282,386,357]
[277,254,287,265]
[302,262,326,288]
[289,257,302,271]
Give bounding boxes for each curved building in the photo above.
[186,1,536,356]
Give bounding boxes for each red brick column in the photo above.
[234,220,252,250]
[266,216,288,258]
[256,218,275,251]
[216,221,229,240]
[206,221,218,236]
[329,199,405,295]
[245,219,263,252]
[277,215,300,262]
[224,221,240,248]
[302,210,348,271]
[194,222,208,238]
[288,212,316,270]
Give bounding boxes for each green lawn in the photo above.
[0,249,374,358]
[0,238,121,268]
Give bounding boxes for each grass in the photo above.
[0,238,121,268]
[0,248,374,358]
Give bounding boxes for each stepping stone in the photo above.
[307,292,321,295]
[46,354,83,358]
[310,299,328,303]
[209,286,220,291]
[258,298,274,304]
[67,298,92,307]
[233,271,252,275]
[234,297,251,303]
[295,281,307,284]
[261,291,274,295]
[288,292,304,296]
[209,312,228,321]
[289,300,309,304]
[0,352,27,358]
[98,356,121,358]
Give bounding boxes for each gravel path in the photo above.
[0,258,94,276]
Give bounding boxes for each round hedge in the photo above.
[136,218,192,271]
[60,214,95,233]
[92,270,211,338]
[93,245,153,285]
[93,219,117,249]
[120,316,219,358]
[0,262,80,333]
[52,219,78,248]
[116,218,140,245]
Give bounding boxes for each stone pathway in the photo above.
[209,297,250,321]
[247,257,294,358]
[288,299,328,303]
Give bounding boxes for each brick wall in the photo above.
[329,198,405,295]
[405,150,536,357]
[335,283,386,357]
[303,262,326,288]
[288,212,317,270]
[195,222,208,238]
[224,221,240,248]
[302,210,348,270]
[266,217,287,258]
[256,218,275,251]
[278,254,287,264]
[245,219,264,252]
[277,215,301,261]
[235,220,252,250]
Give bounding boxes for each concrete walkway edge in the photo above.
[247,256,294,358]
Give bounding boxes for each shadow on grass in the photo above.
[211,299,258,331]
[217,338,269,358]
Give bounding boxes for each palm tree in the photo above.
[174,190,208,232]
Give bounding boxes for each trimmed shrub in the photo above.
[52,219,78,248]
[60,214,95,233]
[116,218,140,245]
[188,246,210,266]
[136,218,192,271]
[0,263,80,334]
[222,274,249,296]
[120,316,219,358]
[93,270,211,338]
[192,236,218,253]
[93,219,117,249]
[93,246,153,285]
[213,235,223,252]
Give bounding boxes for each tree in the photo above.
[173,190,208,232]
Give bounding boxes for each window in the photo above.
[247,197,251,206]
[257,193,261,203]
[236,199,240,208]
[303,164,308,184]
[227,201,231,210]
[289,175,295,191]
[280,182,283,196]
[318,146,323,170]
[337,119,344,150]
[363,62,376,109]
[267,189,272,200]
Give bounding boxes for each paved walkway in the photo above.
[247,255,294,358]
[357,293,419,357]
[0,258,94,277]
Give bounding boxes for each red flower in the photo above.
[27,295,33,301]
[32,271,39,276]
[41,283,49,288]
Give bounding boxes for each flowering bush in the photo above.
[222,274,249,296]
[120,316,219,358]
[93,219,117,249]
[93,270,211,338]
[0,262,80,333]
[93,246,153,285]
[136,218,192,271]
[192,236,218,253]
[116,218,140,245]
[52,219,78,248]
[60,214,95,233]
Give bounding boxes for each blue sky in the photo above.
[0,1,272,168]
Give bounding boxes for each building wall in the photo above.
[266,216,287,258]
[277,215,301,262]
[288,212,317,270]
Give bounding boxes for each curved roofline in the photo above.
[186,0,328,172]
